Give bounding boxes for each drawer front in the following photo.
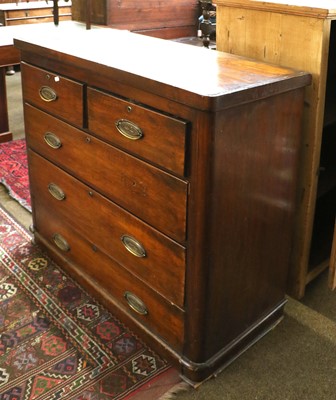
[6,18,52,25]
[6,14,72,25]
[6,7,72,19]
[25,104,188,242]
[7,9,53,18]
[34,214,185,350]
[88,88,187,176]
[21,62,84,127]
[29,150,186,307]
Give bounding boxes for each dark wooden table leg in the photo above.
[0,65,13,143]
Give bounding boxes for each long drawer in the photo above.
[29,150,186,307]
[21,62,84,127]
[5,13,72,25]
[25,103,188,243]
[33,209,185,350]
[6,7,71,19]
[87,87,188,176]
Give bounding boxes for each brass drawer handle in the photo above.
[44,132,62,149]
[121,235,146,258]
[115,119,143,140]
[39,86,57,102]
[48,183,66,201]
[124,291,148,315]
[52,233,70,252]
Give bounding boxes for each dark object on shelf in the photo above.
[199,0,216,48]
[50,0,71,26]
[85,0,91,29]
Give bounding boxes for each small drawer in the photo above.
[29,150,186,308]
[25,104,188,242]
[88,88,188,176]
[21,62,84,127]
[34,214,185,351]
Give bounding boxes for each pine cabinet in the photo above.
[216,0,336,298]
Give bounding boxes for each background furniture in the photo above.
[0,0,71,26]
[0,26,19,142]
[0,22,94,143]
[71,0,199,39]
[0,1,72,141]
[198,0,216,47]
[15,27,309,382]
[216,0,336,299]
[0,0,23,3]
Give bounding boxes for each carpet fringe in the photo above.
[158,381,191,399]
[1,178,32,212]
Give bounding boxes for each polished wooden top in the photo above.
[14,22,311,111]
[216,0,336,18]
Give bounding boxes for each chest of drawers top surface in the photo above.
[14,25,310,110]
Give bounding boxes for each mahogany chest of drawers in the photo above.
[14,28,310,382]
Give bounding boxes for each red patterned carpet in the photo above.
[0,139,31,212]
[0,206,184,399]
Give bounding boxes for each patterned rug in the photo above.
[0,139,31,212]
[0,206,184,399]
